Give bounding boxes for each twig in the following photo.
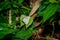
[39,37,58,40]
[9,9,12,25]
[51,22,55,37]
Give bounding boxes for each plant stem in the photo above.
[9,9,12,25]
[51,22,55,37]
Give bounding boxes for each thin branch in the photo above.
[51,22,55,37]
[39,37,58,40]
[9,9,12,25]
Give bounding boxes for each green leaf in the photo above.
[49,0,56,3]
[41,4,57,24]
[18,0,24,4]
[0,28,15,39]
[0,23,8,28]
[20,15,26,21]
[14,26,36,40]
[20,15,33,28]
[20,21,24,27]
[37,5,47,16]
[12,1,18,8]
[0,23,15,39]
[26,17,33,28]
[20,15,26,27]
[0,1,11,11]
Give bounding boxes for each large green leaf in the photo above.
[41,4,57,24]
[0,28,14,39]
[37,5,47,16]
[0,27,14,39]
[0,23,15,39]
[14,26,36,40]
[37,4,57,24]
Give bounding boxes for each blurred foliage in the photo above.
[0,0,60,40]
[38,4,58,24]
